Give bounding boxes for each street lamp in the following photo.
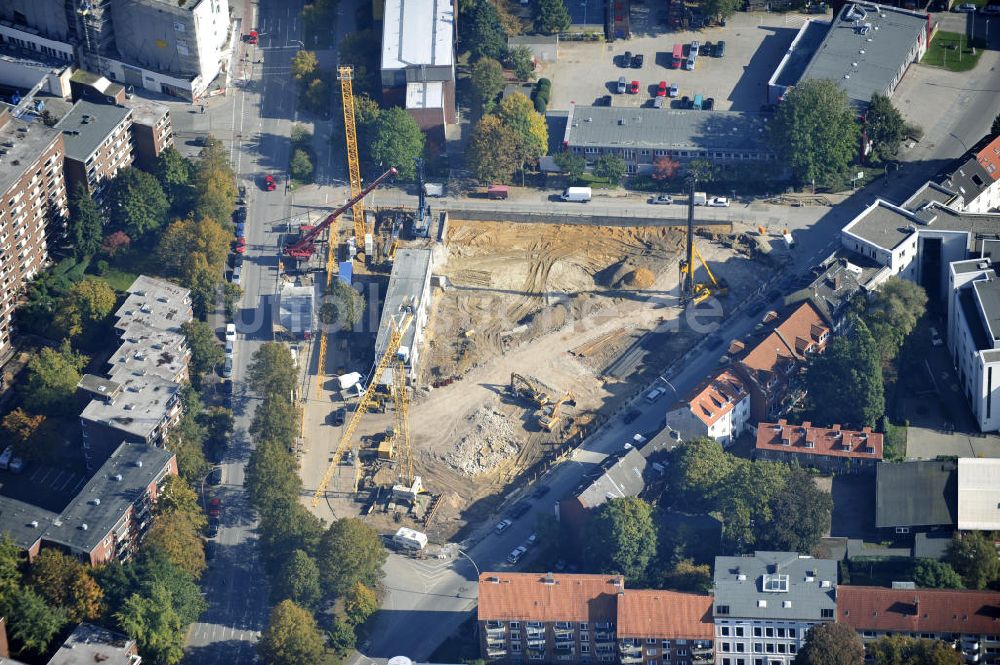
[287,40,305,48]
[455,546,481,579]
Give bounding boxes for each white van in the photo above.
[560,187,592,203]
[0,446,12,471]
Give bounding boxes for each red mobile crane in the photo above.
[282,167,398,260]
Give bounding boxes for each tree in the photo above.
[719,458,788,549]
[248,343,299,399]
[250,398,301,448]
[157,474,204,519]
[864,278,927,364]
[54,277,116,338]
[701,0,743,21]
[804,317,884,427]
[687,158,718,182]
[465,0,507,61]
[470,57,505,112]
[144,511,207,579]
[661,558,713,594]
[152,147,194,214]
[553,151,586,180]
[23,342,87,416]
[468,115,522,183]
[866,93,907,164]
[757,466,832,553]
[666,438,736,512]
[651,155,681,181]
[7,588,66,653]
[0,533,23,602]
[181,320,225,388]
[273,550,322,610]
[769,79,860,186]
[246,438,302,520]
[344,581,379,626]
[508,45,535,81]
[946,531,1000,590]
[101,230,131,258]
[115,584,188,665]
[2,408,45,450]
[534,0,571,34]
[291,49,319,80]
[257,600,326,665]
[105,168,170,239]
[327,617,357,657]
[290,149,314,182]
[993,112,1000,137]
[794,622,865,665]
[158,216,230,288]
[199,406,234,461]
[302,77,331,116]
[67,185,104,259]
[192,137,237,225]
[339,30,381,96]
[367,108,425,181]
[319,280,366,330]
[594,153,627,185]
[912,559,963,589]
[498,93,548,164]
[317,518,388,597]
[868,635,963,665]
[585,497,657,583]
[31,549,103,622]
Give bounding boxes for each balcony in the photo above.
[527,639,545,649]
[595,632,615,642]
[620,654,642,664]
[692,643,713,655]
[487,648,508,658]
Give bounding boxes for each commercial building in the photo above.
[0,105,67,358]
[478,572,714,664]
[55,98,133,199]
[957,458,1000,531]
[562,106,776,175]
[875,459,957,539]
[712,551,838,665]
[768,2,929,109]
[665,370,750,446]
[836,586,1000,665]
[754,420,883,474]
[375,248,433,385]
[0,442,176,566]
[0,0,233,100]
[46,623,141,665]
[380,0,456,140]
[733,302,830,422]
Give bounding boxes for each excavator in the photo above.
[537,391,575,432]
[510,373,551,408]
[679,177,729,305]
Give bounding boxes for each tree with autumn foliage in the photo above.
[192,137,237,225]
[651,155,681,182]
[100,231,131,258]
[144,511,207,579]
[30,549,104,622]
[2,408,45,446]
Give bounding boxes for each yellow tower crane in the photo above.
[392,358,414,486]
[338,66,366,254]
[312,313,413,506]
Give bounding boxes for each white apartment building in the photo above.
[665,370,750,446]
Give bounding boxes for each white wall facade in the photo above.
[950,280,1000,433]
[964,180,1000,214]
[715,618,819,665]
[0,23,75,62]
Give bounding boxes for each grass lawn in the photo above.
[575,173,620,189]
[98,267,140,293]
[922,30,983,72]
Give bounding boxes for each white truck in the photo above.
[392,527,428,551]
[424,183,445,197]
[335,372,362,393]
[782,230,795,249]
[692,191,708,206]
[560,186,592,203]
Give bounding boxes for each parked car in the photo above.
[527,533,538,546]
[631,53,644,68]
[704,97,715,110]
[657,81,667,97]
[233,236,247,254]
[649,194,674,205]
[209,467,223,485]
[645,386,667,403]
[703,41,714,56]
[653,96,665,108]
[983,3,1000,13]
[622,51,633,67]
[225,324,237,342]
[531,484,551,499]
[328,409,346,426]
[617,76,627,94]
[629,80,640,94]
[690,40,700,57]
[230,265,241,285]
[264,174,277,191]
[205,540,217,560]
[509,500,532,519]
[233,207,247,224]
[245,30,258,45]
[206,519,220,538]
[598,94,612,106]
[222,357,233,378]
[9,457,25,473]
[208,497,222,519]
[707,196,730,207]
[495,519,513,534]
[715,40,726,57]
[669,83,679,98]
[680,95,690,108]
[238,184,247,201]
[623,409,641,424]
[507,546,528,564]
[954,3,976,11]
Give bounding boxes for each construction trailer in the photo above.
[277,283,315,340]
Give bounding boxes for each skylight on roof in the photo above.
[763,573,789,593]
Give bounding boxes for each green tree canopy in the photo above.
[794,622,865,665]
[367,107,425,181]
[344,581,379,626]
[30,549,104,622]
[701,0,742,21]
[192,137,237,225]
[585,497,657,583]
[290,149,314,183]
[912,559,964,589]
[248,342,300,399]
[554,151,586,180]
[181,320,225,388]
[866,93,906,163]
[868,635,963,665]
[105,167,170,239]
[804,316,884,427]
[115,584,188,665]
[508,45,535,81]
[468,115,522,184]
[143,510,207,579]
[666,438,736,512]
[249,397,301,447]
[594,153,627,185]
[338,30,380,96]
[864,277,928,364]
[317,518,388,597]
[661,558,713,594]
[23,342,88,416]
[946,531,1000,589]
[67,185,104,259]
[7,588,67,654]
[498,93,548,163]
[757,466,833,553]
[273,549,323,610]
[769,79,860,186]
[291,49,319,80]
[319,280,366,330]
[470,57,505,112]
[257,600,326,665]
[152,147,195,214]
[54,277,116,339]
[464,0,507,61]
[534,0,571,34]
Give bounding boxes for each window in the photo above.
[736,643,745,653]
[723,660,731,665]
[754,645,763,654]
[647,649,658,657]
[756,660,764,665]
[766,644,775,654]
[736,628,745,638]
[722,643,731,653]
[646,661,658,665]
[581,623,589,630]
[790,645,796,654]
[737,660,745,665]
[765,629,774,638]
[511,623,521,630]
[582,645,590,654]
[754,628,762,638]
[777,629,785,638]
[648,639,658,645]
[721,627,731,637]
[512,644,522,652]
[581,633,589,642]
[788,630,796,639]
[529,654,544,660]
[677,650,687,657]
[821,609,834,619]
[777,645,786,654]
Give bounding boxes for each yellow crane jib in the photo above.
[393,357,414,486]
[338,66,366,253]
[311,313,414,506]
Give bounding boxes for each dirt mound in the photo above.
[444,407,521,476]
[623,268,655,289]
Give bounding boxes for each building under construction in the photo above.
[374,248,433,386]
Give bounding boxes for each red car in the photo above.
[208,497,222,519]
[233,236,247,254]
[264,174,276,191]
[657,81,667,97]
[629,80,640,94]
[245,30,258,45]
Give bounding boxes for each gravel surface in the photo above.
[445,407,521,476]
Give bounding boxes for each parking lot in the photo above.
[544,10,807,111]
[0,462,89,512]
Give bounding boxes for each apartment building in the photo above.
[754,420,883,474]
[837,586,1000,665]
[54,99,133,199]
[939,134,1000,214]
[665,370,750,446]
[126,98,172,170]
[478,572,715,665]
[0,442,176,566]
[712,552,837,665]
[47,623,141,665]
[732,302,830,422]
[0,105,67,358]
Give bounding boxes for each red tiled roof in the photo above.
[838,586,1000,636]
[756,419,883,460]
[478,573,622,623]
[976,134,1000,182]
[684,370,749,427]
[740,302,830,378]
[617,590,714,639]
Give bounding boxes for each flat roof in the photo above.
[875,460,957,528]
[0,495,53,552]
[901,180,959,211]
[124,97,169,127]
[958,458,1000,531]
[0,108,63,198]
[375,248,432,362]
[108,323,188,383]
[773,19,830,88]
[406,81,444,110]
[564,106,774,155]
[279,283,314,335]
[47,623,137,665]
[713,551,837,620]
[115,275,192,334]
[973,278,1000,345]
[798,3,928,107]
[843,199,1000,253]
[54,99,132,162]
[80,372,180,440]
[381,0,454,71]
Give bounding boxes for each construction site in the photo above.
[290,68,783,542]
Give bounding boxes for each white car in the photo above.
[526,533,538,547]
[223,356,233,378]
[707,197,730,207]
[954,3,977,11]
[495,519,513,534]
[225,324,237,342]
[9,457,25,474]
[645,386,667,403]
[507,545,528,564]
[648,194,674,205]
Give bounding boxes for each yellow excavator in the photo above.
[681,245,729,305]
[510,373,550,408]
[680,177,729,305]
[537,391,575,432]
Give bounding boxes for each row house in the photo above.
[618,590,714,665]
[754,420,883,474]
[665,370,750,446]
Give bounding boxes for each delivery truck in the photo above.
[560,186,592,203]
[392,527,428,551]
[692,191,708,206]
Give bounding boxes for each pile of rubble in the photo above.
[445,407,520,476]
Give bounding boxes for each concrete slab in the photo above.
[905,426,1000,459]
